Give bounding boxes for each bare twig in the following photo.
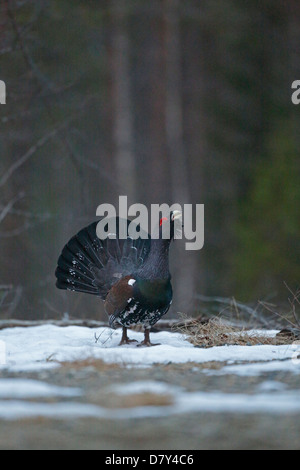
[94,332,101,343]
[0,192,24,224]
[284,283,300,328]
[258,301,296,328]
[94,328,114,346]
[258,283,300,331]
[0,223,33,238]
[5,285,23,317]
[194,294,269,326]
[284,282,300,327]
[0,205,51,220]
[0,119,71,188]
[5,0,54,92]
[41,299,63,317]
[0,215,52,238]
[0,290,11,309]
[284,281,300,307]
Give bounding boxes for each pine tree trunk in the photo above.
[163,0,196,312]
[110,0,137,204]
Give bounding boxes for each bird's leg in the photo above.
[138,328,161,347]
[119,326,138,346]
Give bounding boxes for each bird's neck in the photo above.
[136,238,171,280]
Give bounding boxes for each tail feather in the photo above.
[105,236,122,263]
[57,246,95,281]
[74,222,109,268]
[55,218,151,298]
[55,270,101,295]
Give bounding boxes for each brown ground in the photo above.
[0,359,299,450]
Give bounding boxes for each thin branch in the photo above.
[41,298,63,316]
[0,192,24,224]
[5,285,22,317]
[284,281,300,307]
[0,290,11,309]
[258,300,299,330]
[0,205,51,220]
[0,215,51,238]
[194,293,269,326]
[5,0,54,92]
[283,282,300,327]
[0,119,71,188]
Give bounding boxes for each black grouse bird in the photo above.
[55,210,182,346]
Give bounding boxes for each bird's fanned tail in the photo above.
[55,218,151,299]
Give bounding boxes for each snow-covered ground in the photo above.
[1,324,298,371]
[0,379,300,421]
[0,324,299,420]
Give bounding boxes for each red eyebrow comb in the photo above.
[159,217,168,226]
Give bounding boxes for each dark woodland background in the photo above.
[0,0,299,321]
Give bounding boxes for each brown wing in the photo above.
[104,275,135,325]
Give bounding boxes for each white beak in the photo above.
[171,210,182,221]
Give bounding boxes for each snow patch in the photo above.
[0,378,81,399]
[204,359,300,376]
[0,325,299,421]
[0,324,298,372]
[1,385,300,420]
[111,380,181,396]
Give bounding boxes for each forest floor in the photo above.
[0,322,299,450]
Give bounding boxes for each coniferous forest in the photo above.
[0,0,299,320]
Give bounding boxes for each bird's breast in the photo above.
[134,278,173,306]
[118,296,171,328]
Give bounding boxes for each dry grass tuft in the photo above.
[111,392,174,408]
[58,358,122,371]
[174,315,291,348]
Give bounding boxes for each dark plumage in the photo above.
[55,211,182,346]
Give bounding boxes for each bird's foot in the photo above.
[119,337,138,346]
[118,326,138,346]
[137,340,161,347]
[137,329,160,347]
